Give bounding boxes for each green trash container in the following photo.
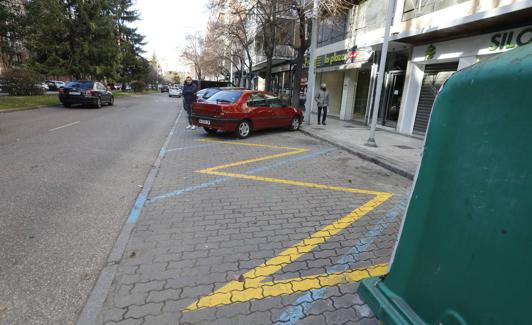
[359,44,532,325]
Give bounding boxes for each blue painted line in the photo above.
[166,143,213,152]
[147,148,333,204]
[126,110,183,224]
[274,199,407,325]
[148,177,231,203]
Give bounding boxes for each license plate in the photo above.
[69,92,80,95]
[198,119,211,125]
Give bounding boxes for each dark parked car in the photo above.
[196,87,245,102]
[191,90,303,138]
[160,85,169,93]
[59,81,114,108]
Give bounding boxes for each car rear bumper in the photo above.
[59,95,99,105]
[191,114,239,132]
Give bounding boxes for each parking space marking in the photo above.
[48,121,80,132]
[184,139,393,311]
[166,143,213,152]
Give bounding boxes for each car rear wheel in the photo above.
[204,127,217,135]
[63,103,71,108]
[289,116,301,131]
[96,97,102,108]
[109,96,114,106]
[236,120,251,139]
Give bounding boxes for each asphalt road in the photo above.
[0,94,179,324]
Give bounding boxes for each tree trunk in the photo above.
[264,28,275,91]
[291,13,309,108]
[263,0,277,91]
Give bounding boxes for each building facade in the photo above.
[392,0,532,135]
[305,0,532,136]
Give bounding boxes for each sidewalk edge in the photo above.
[76,109,182,325]
[299,128,414,180]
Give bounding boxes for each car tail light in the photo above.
[85,89,93,96]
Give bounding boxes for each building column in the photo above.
[397,61,424,134]
[340,69,358,120]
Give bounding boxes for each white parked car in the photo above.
[36,82,49,91]
[169,86,182,98]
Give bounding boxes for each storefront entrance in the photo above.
[380,71,405,128]
[413,62,458,133]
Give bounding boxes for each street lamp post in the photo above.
[366,0,396,147]
[304,0,319,125]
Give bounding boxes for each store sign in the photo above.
[489,27,532,51]
[304,47,373,68]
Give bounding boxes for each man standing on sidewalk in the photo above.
[182,76,198,130]
[315,83,329,125]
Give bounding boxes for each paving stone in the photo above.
[113,293,147,308]
[94,122,410,324]
[146,288,182,303]
[124,302,163,318]
[131,281,165,294]
[105,318,143,325]
[143,312,179,325]
[101,307,126,323]
[324,307,361,325]
[353,304,374,318]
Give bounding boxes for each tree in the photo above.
[110,0,147,83]
[23,0,146,81]
[181,32,206,80]
[0,0,25,69]
[209,0,255,87]
[166,71,181,84]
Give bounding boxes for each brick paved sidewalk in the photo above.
[300,115,423,180]
[87,112,411,325]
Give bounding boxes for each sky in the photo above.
[132,0,210,72]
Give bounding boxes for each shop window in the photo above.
[318,14,348,47]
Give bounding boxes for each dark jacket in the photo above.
[182,82,198,103]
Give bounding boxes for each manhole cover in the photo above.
[394,145,415,149]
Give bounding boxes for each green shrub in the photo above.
[1,68,45,96]
[130,80,146,93]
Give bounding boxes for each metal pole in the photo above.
[366,0,396,147]
[304,0,319,125]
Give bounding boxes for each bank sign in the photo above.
[305,47,373,68]
[489,26,531,51]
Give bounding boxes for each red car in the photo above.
[191,90,303,138]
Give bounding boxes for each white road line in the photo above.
[48,121,80,132]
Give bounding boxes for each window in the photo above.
[66,81,93,90]
[402,0,469,21]
[206,90,243,104]
[318,14,348,46]
[247,93,267,107]
[263,94,284,108]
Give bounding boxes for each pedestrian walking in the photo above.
[182,76,198,129]
[315,83,329,125]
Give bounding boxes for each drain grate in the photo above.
[394,145,415,149]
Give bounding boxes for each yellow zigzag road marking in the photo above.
[185,139,392,311]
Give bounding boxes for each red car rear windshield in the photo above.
[206,90,243,104]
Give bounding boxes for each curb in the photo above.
[76,110,182,325]
[299,128,414,180]
[0,104,62,113]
